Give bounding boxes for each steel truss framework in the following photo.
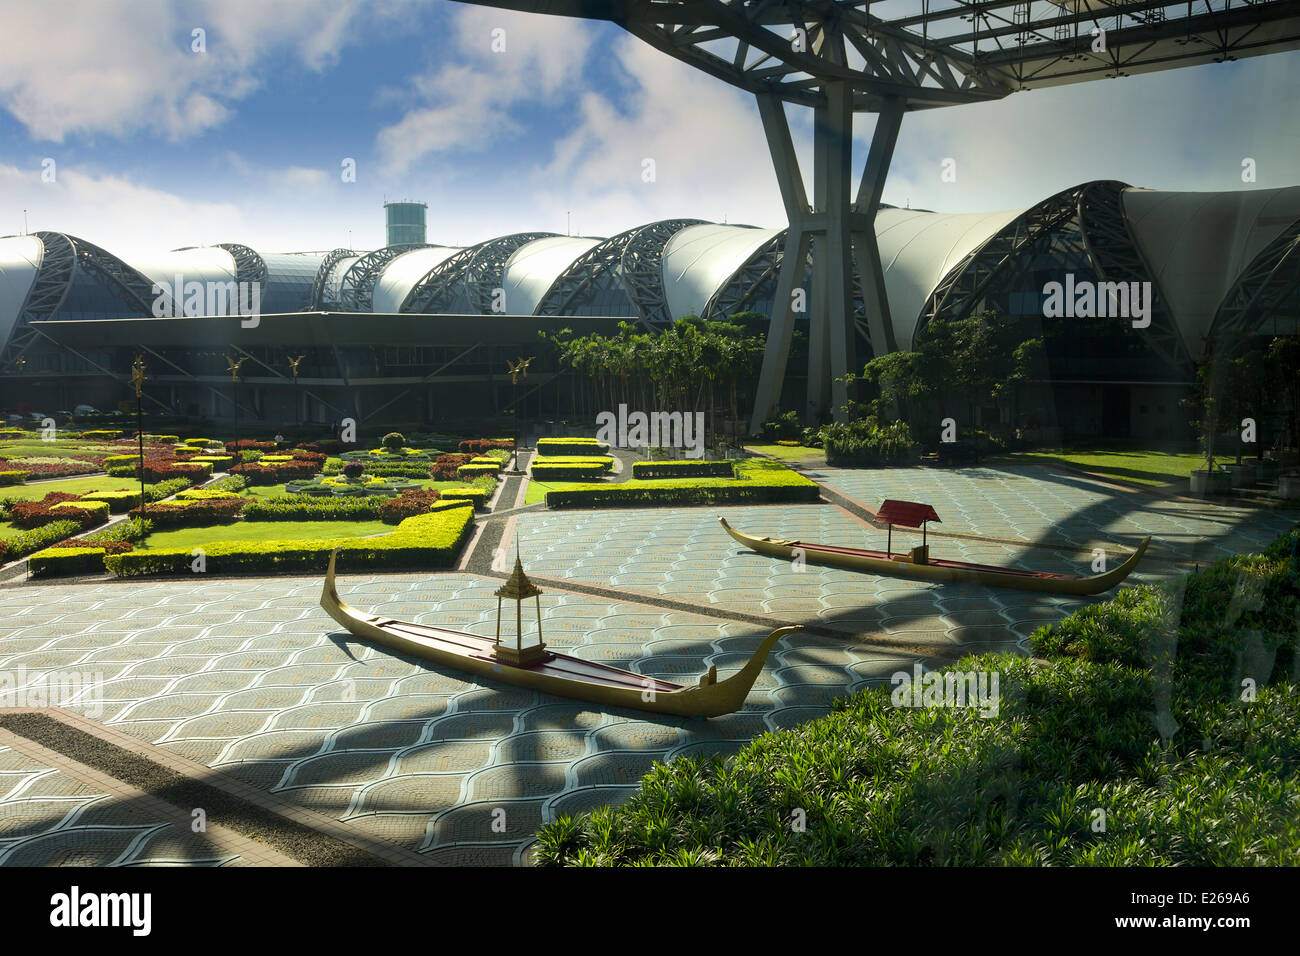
[459,1,1300,110]
[704,228,873,352]
[310,248,358,310]
[2,231,173,370]
[620,219,709,328]
[335,244,437,312]
[1078,181,1188,369]
[535,219,702,319]
[464,232,560,314]
[215,243,268,291]
[915,180,1188,371]
[399,244,485,314]
[1211,215,1300,350]
[457,0,1300,428]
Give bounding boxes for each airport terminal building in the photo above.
[1,181,1296,436]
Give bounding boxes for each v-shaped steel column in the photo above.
[749,92,903,432]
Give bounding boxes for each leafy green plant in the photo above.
[382,431,406,451]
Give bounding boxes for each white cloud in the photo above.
[0,0,417,142]
[375,6,593,174]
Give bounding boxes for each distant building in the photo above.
[1,183,1296,435]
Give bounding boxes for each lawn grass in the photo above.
[141,519,391,549]
[0,476,143,500]
[0,521,26,542]
[1009,447,1206,486]
[525,476,607,505]
[744,443,825,462]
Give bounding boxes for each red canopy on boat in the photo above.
[877,499,941,528]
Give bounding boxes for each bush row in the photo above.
[0,470,29,485]
[531,462,610,481]
[544,460,818,509]
[536,438,609,456]
[242,497,384,521]
[127,498,246,528]
[0,520,83,565]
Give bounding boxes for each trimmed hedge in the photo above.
[29,547,109,577]
[104,502,475,576]
[0,470,28,486]
[544,460,818,509]
[440,488,490,509]
[457,462,500,478]
[9,494,106,530]
[81,490,143,513]
[379,488,441,525]
[52,500,111,523]
[631,460,734,480]
[531,462,610,481]
[536,438,610,455]
[242,497,384,521]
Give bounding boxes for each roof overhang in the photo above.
[29,311,628,349]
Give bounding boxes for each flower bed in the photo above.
[226,440,277,452]
[536,437,610,456]
[282,474,422,497]
[631,460,734,480]
[104,502,475,576]
[458,439,514,454]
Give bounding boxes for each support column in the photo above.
[852,98,904,357]
[750,84,908,432]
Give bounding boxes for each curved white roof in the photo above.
[323,255,362,306]
[502,236,601,315]
[875,207,1025,347]
[662,225,781,320]
[121,247,238,295]
[373,246,462,313]
[0,235,42,353]
[1123,186,1300,356]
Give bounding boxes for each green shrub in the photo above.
[207,474,250,494]
[536,438,610,456]
[382,431,406,451]
[187,455,236,470]
[0,520,82,562]
[0,470,29,486]
[80,430,121,440]
[631,460,734,480]
[146,477,195,501]
[104,502,474,576]
[52,500,111,522]
[174,488,241,501]
[817,418,918,467]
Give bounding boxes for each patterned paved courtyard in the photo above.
[0,463,1291,865]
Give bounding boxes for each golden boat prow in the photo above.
[320,549,798,718]
[719,518,1150,596]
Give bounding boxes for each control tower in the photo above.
[384,201,428,246]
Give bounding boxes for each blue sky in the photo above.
[1,0,1298,257]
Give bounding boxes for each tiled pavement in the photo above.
[0,463,1291,866]
[0,574,913,866]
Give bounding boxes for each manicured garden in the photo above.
[535,525,1300,866]
[14,430,505,577]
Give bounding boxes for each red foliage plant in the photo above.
[430,454,473,480]
[379,488,441,525]
[9,493,103,530]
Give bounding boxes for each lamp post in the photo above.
[130,356,147,522]
[288,354,305,433]
[506,356,533,471]
[226,355,247,455]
